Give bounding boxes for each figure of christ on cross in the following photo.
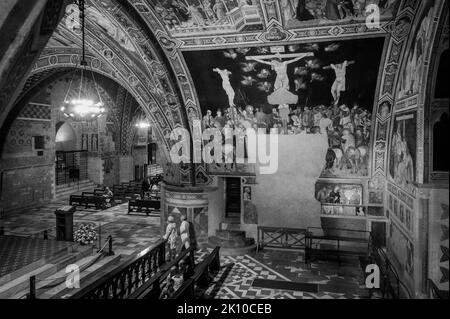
[246,52,314,105]
[323,60,355,105]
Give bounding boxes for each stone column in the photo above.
[416,187,431,298]
[118,155,134,183]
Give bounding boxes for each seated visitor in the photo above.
[160,278,175,299]
[141,177,151,197]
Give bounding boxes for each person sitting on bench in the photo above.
[142,177,151,198]
[103,187,114,207]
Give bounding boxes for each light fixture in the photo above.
[60,0,105,121]
[135,121,151,129]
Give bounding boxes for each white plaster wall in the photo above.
[252,134,328,229]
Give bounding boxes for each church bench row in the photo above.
[69,194,107,210]
[127,199,161,216]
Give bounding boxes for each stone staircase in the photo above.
[0,244,93,299]
[0,244,123,299]
[55,180,97,199]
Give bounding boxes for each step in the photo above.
[56,184,96,193]
[0,245,94,299]
[41,254,123,299]
[56,180,95,190]
[208,236,256,256]
[56,184,97,199]
[0,242,79,286]
[220,222,241,231]
[208,235,254,249]
[215,229,246,242]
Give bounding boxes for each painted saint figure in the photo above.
[213,68,235,107]
[324,60,355,105]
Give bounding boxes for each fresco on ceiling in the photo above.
[397,0,437,100]
[388,111,417,195]
[183,38,384,177]
[282,0,400,29]
[150,0,264,34]
[64,3,137,53]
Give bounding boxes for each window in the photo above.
[33,136,45,150]
[148,143,157,164]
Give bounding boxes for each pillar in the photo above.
[161,183,209,248]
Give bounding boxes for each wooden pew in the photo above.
[69,195,87,206]
[171,247,221,299]
[128,199,161,216]
[69,194,107,210]
[191,246,220,287]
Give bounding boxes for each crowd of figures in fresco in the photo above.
[283,0,399,25]
[202,102,372,175]
[185,39,383,176]
[152,0,259,29]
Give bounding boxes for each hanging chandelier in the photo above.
[60,0,105,121]
[134,114,151,129]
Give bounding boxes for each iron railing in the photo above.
[257,227,306,251]
[55,150,88,186]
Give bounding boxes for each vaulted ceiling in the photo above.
[24,0,404,155]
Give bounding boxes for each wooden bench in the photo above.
[128,199,161,216]
[191,246,220,287]
[305,227,371,265]
[170,246,221,299]
[69,194,107,210]
[69,195,87,206]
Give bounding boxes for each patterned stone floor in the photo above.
[0,199,161,256]
[1,200,368,299]
[195,249,368,299]
[0,236,73,278]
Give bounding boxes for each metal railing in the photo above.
[257,226,306,251]
[371,247,413,299]
[55,150,88,186]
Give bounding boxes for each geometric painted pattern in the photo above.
[18,104,51,120]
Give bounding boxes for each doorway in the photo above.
[225,177,241,221]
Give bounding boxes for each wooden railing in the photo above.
[428,279,449,299]
[171,247,221,300]
[371,247,412,299]
[71,239,166,299]
[129,246,196,299]
[257,227,306,251]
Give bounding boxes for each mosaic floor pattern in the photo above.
[2,200,368,299]
[195,250,368,299]
[0,236,73,278]
[0,199,161,256]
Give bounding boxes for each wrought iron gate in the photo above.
[55,150,88,186]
